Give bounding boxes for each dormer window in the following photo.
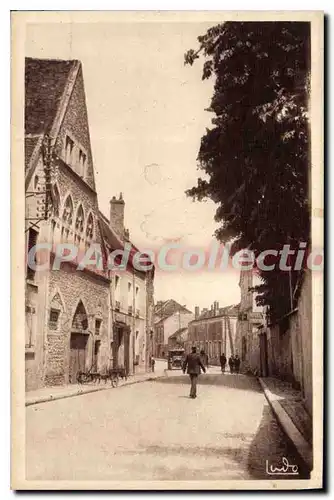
[65,135,74,166]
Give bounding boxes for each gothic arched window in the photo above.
[62,195,74,225]
[75,205,84,233]
[52,184,60,218]
[86,213,94,240]
[72,300,88,331]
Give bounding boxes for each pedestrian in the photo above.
[183,346,206,399]
[200,349,209,369]
[151,356,155,373]
[220,353,227,373]
[234,354,240,374]
[228,355,234,374]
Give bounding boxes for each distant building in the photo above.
[153,300,194,358]
[167,327,188,349]
[235,270,264,374]
[185,302,239,365]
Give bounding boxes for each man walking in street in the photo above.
[183,346,206,399]
[200,349,209,369]
[234,354,240,374]
[220,353,227,373]
[151,356,155,373]
[228,355,234,374]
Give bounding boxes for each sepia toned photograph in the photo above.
[11,10,323,490]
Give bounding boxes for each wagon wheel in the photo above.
[80,372,91,384]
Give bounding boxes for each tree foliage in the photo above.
[185,22,311,321]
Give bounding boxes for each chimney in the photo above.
[109,193,125,239]
[195,306,199,320]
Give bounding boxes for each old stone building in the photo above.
[185,302,239,365]
[25,57,154,390]
[99,200,154,375]
[235,270,264,374]
[167,327,188,349]
[153,300,194,358]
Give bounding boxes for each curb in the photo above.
[258,378,313,471]
[26,373,165,407]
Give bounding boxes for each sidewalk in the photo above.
[26,370,166,407]
[259,377,313,470]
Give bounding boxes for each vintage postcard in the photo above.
[11,10,324,490]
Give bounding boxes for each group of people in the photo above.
[219,353,241,374]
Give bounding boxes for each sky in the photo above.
[26,16,241,311]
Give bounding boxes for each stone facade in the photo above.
[145,268,155,370]
[237,266,313,416]
[53,63,96,191]
[153,300,194,358]
[25,58,154,390]
[264,269,312,415]
[45,267,110,386]
[235,270,264,374]
[186,303,239,365]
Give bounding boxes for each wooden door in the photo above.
[93,340,101,372]
[70,333,88,383]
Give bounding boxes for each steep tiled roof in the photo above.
[193,303,240,322]
[169,327,188,340]
[219,304,240,316]
[25,57,76,135]
[154,299,193,320]
[99,211,124,251]
[99,211,153,275]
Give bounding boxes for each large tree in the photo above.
[185,22,311,321]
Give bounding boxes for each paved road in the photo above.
[26,370,309,481]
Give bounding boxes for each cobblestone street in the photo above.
[26,369,310,482]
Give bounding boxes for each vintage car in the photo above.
[167,348,185,370]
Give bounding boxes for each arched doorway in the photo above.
[69,301,89,383]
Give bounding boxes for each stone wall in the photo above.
[145,269,154,370]
[45,265,110,386]
[266,270,312,415]
[25,60,154,390]
[54,65,96,191]
[25,281,46,390]
[297,269,312,415]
